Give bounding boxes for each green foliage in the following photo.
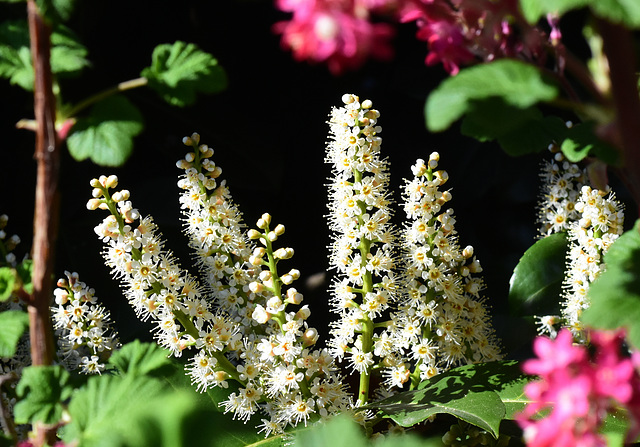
[560,122,620,165]
[0,20,89,90]
[14,365,73,424]
[35,0,77,24]
[460,98,567,156]
[66,95,144,166]
[425,59,558,133]
[367,361,530,438]
[108,340,174,378]
[509,232,567,317]
[519,0,640,29]
[0,267,16,301]
[15,259,33,294]
[294,415,443,447]
[0,309,28,357]
[582,220,640,350]
[141,41,227,107]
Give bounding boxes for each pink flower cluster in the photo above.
[273,0,553,75]
[273,0,394,75]
[518,329,640,447]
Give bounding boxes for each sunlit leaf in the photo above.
[368,361,528,438]
[141,41,227,107]
[109,340,174,378]
[0,267,16,302]
[66,95,144,166]
[519,0,640,28]
[425,59,558,132]
[0,310,28,357]
[14,366,73,425]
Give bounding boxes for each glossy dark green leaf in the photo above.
[520,0,640,28]
[294,415,441,447]
[141,41,227,107]
[425,59,558,132]
[66,95,144,166]
[14,365,73,424]
[582,220,640,350]
[369,361,527,438]
[0,309,28,357]
[460,98,567,156]
[509,232,567,317]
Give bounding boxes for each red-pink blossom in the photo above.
[517,328,640,446]
[273,0,394,74]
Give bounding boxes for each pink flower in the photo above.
[273,0,394,74]
[517,328,640,446]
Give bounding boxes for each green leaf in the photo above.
[141,41,227,107]
[368,361,527,438]
[0,310,29,357]
[61,373,285,447]
[582,220,640,350]
[14,365,73,424]
[0,21,89,90]
[66,95,144,166]
[509,232,567,317]
[16,259,33,294]
[35,0,76,23]
[0,267,16,302]
[460,98,567,156]
[108,341,174,378]
[519,0,640,28]
[560,122,620,165]
[425,59,558,132]
[601,408,630,447]
[294,416,442,447]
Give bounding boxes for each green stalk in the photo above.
[63,77,148,118]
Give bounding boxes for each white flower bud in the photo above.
[248,229,261,240]
[106,175,119,189]
[86,199,101,210]
[274,224,285,236]
[252,304,270,324]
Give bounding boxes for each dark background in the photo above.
[2,1,619,354]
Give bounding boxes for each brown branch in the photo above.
[597,19,640,212]
[27,0,57,367]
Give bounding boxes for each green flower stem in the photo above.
[357,236,374,405]
[64,77,148,118]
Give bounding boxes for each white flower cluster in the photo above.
[51,271,120,374]
[325,94,399,403]
[534,150,624,339]
[381,154,502,388]
[537,145,588,236]
[562,185,624,339]
[89,136,351,435]
[325,95,501,402]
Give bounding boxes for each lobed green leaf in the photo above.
[0,20,88,90]
[66,95,144,166]
[0,309,29,357]
[425,59,558,132]
[0,267,16,302]
[141,41,227,107]
[14,365,73,425]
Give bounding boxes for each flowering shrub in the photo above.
[3,0,640,446]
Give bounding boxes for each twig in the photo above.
[26,0,57,367]
[0,373,19,443]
